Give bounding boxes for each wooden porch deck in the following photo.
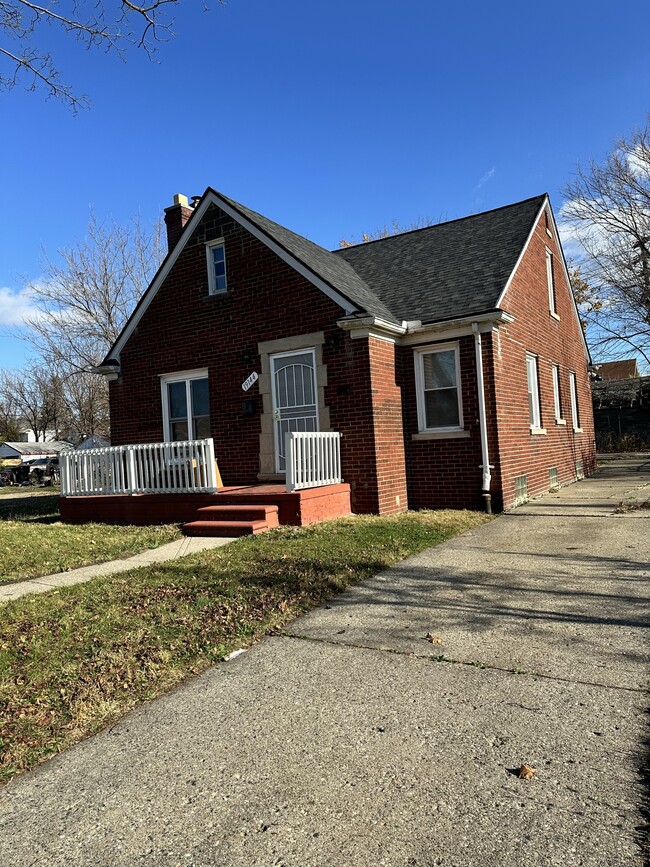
[59,482,352,530]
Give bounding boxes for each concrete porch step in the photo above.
[182,519,272,537]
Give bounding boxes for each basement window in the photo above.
[206,239,227,295]
[575,460,584,481]
[414,343,463,432]
[549,466,559,491]
[514,474,528,506]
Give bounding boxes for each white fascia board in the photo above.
[496,196,549,308]
[109,190,358,364]
[400,311,513,346]
[337,315,406,338]
[338,311,510,345]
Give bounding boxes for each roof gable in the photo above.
[334,195,547,325]
[105,189,397,364]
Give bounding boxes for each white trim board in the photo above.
[107,190,358,364]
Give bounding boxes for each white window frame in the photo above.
[160,369,209,441]
[569,371,582,432]
[414,342,463,433]
[546,247,559,318]
[206,238,227,295]
[551,364,565,424]
[526,352,542,431]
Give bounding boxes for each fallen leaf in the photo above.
[518,764,536,780]
[425,633,443,644]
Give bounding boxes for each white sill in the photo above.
[546,228,553,238]
[530,427,547,436]
[412,430,471,441]
[555,418,566,426]
[550,311,561,321]
[573,427,583,434]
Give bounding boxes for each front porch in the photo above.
[59,435,351,534]
[59,483,352,532]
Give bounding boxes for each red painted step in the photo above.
[195,504,279,526]
[183,519,272,537]
[183,503,280,537]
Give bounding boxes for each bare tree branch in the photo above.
[1,0,218,109]
[563,118,650,372]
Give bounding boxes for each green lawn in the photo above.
[0,493,182,585]
[0,509,489,782]
[0,486,60,497]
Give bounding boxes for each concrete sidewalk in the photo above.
[0,458,648,866]
[0,535,235,602]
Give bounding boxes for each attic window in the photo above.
[206,239,227,295]
[546,248,558,318]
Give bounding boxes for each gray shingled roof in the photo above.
[333,194,547,324]
[217,192,400,323]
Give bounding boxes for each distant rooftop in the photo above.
[597,359,640,381]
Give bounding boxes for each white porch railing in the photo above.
[285,431,341,492]
[60,439,218,497]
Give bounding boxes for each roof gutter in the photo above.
[338,309,513,344]
[404,309,514,335]
[92,361,120,381]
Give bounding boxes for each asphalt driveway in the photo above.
[1,455,648,866]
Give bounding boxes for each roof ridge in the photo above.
[331,193,548,253]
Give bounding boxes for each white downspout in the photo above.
[473,322,493,513]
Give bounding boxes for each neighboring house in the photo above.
[75,187,594,524]
[0,441,73,462]
[597,359,640,381]
[16,428,58,443]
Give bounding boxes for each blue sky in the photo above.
[1,0,649,368]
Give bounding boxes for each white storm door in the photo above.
[271,349,319,473]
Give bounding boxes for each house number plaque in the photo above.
[241,371,259,392]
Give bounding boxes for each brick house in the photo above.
[61,187,595,531]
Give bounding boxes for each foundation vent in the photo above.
[575,460,584,481]
[549,467,559,491]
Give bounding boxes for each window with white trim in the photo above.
[161,370,210,441]
[569,371,581,430]
[526,353,541,429]
[546,248,557,316]
[551,364,563,421]
[415,344,463,431]
[206,239,227,295]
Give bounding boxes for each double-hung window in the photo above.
[415,344,463,431]
[569,371,581,431]
[546,248,558,317]
[206,239,227,295]
[161,370,210,441]
[551,364,564,423]
[526,353,542,430]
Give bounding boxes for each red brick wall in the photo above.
[109,203,398,514]
[398,334,501,511]
[492,210,596,508]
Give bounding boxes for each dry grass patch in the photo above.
[0,493,181,585]
[0,509,489,781]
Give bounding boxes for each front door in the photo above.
[271,349,319,473]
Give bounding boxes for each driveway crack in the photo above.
[282,632,648,694]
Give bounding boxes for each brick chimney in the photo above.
[164,194,194,252]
